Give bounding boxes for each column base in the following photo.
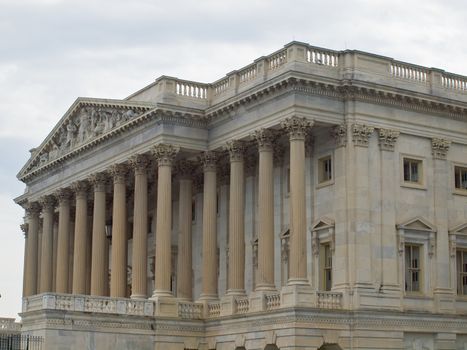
[433,288,455,313]
[249,289,277,312]
[130,293,148,300]
[150,290,177,317]
[280,283,314,308]
[225,288,246,296]
[198,293,219,302]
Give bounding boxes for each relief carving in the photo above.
[352,124,374,147]
[431,138,451,159]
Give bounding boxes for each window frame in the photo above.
[453,163,467,196]
[316,153,334,188]
[400,154,425,189]
[404,244,422,293]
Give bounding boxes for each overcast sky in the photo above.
[1,0,466,320]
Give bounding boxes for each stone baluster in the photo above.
[176,160,195,300]
[110,164,129,298]
[55,188,72,293]
[90,172,108,296]
[253,128,276,290]
[130,154,150,299]
[39,195,56,293]
[71,180,89,295]
[24,202,41,296]
[226,140,246,295]
[199,152,218,300]
[152,143,179,297]
[281,116,313,284]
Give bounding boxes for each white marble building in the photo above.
[14,42,467,350]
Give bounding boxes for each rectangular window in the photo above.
[454,166,467,190]
[191,198,196,222]
[403,158,422,184]
[405,244,421,292]
[318,156,332,184]
[457,250,467,295]
[322,243,332,291]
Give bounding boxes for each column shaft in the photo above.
[227,141,245,295]
[110,165,128,298]
[177,177,193,300]
[56,190,71,293]
[201,156,218,299]
[90,174,107,296]
[152,144,179,297]
[39,197,55,293]
[72,182,88,294]
[256,131,275,290]
[131,155,149,299]
[24,204,40,296]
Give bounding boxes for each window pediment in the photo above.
[396,216,436,233]
[311,217,335,231]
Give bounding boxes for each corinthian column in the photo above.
[254,129,276,290]
[110,164,129,298]
[226,140,246,295]
[199,152,218,300]
[176,160,195,300]
[39,195,56,293]
[72,180,89,294]
[281,117,313,285]
[55,189,72,293]
[152,143,179,297]
[24,202,40,296]
[130,154,150,299]
[90,172,107,296]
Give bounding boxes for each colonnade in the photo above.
[21,116,313,301]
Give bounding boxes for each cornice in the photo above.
[18,72,467,184]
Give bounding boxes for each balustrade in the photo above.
[213,77,230,96]
[0,318,21,333]
[307,48,339,67]
[391,62,428,83]
[175,81,208,99]
[178,302,203,319]
[207,302,221,318]
[268,49,287,70]
[316,291,342,309]
[235,298,250,314]
[239,64,257,83]
[265,293,281,310]
[442,74,467,91]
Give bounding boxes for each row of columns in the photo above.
[22,116,313,300]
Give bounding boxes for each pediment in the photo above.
[18,98,154,181]
[311,217,335,231]
[449,222,467,235]
[280,228,290,238]
[396,216,436,232]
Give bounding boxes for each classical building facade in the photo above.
[15,42,467,350]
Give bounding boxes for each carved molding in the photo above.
[26,202,41,217]
[431,138,451,159]
[378,128,400,151]
[352,124,374,147]
[71,180,89,198]
[280,116,314,140]
[152,144,180,167]
[55,188,73,204]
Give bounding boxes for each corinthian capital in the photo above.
[431,138,451,159]
[20,223,29,236]
[280,116,314,140]
[225,140,245,162]
[26,201,41,217]
[129,154,150,175]
[252,128,276,151]
[175,159,196,179]
[110,163,128,184]
[89,172,108,192]
[352,124,374,147]
[199,151,217,172]
[331,123,348,148]
[71,180,89,198]
[55,188,72,204]
[152,143,180,167]
[378,128,400,151]
[39,195,56,211]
